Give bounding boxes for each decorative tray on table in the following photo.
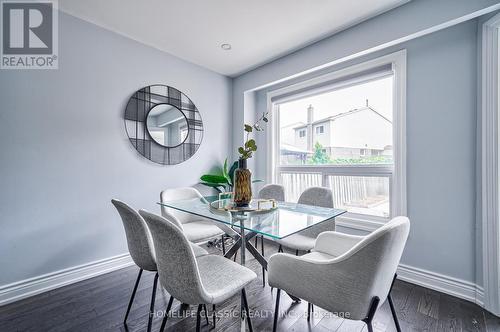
[209,194,277,214]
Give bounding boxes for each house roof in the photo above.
[293,106,391,130]
[280,143,312,155]
[281,121,305,129]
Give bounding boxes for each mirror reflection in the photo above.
[146,104,188,147]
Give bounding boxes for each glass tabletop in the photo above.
[157,196,346,239]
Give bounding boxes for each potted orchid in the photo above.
[233,111,269,206]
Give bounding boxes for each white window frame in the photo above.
[266,50,407,231]
[299,129,306,137]
[480,13,500,316]
[316,125,324,134]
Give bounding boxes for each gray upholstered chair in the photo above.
[160,187,236,243]
[139,210,257,332]
[274,186,335,255]
[254,184,286,286]
[268,216,410,332]
[161,187,239,258]
[111,199,208,332]
[259,184,285,202]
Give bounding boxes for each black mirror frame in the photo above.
[124,85,203,165]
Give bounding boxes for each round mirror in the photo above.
[124,84,203,165]
[146,104,189,147]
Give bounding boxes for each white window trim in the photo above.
[266,50,407,231]
[480,13,500,316]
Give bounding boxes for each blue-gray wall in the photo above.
[0,0,496,293]
[245,20,479,283]
[0,12,232,286]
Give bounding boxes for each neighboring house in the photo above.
[291,105,392,161]
[280,122,305,146]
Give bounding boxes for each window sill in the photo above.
[335,213,386,232]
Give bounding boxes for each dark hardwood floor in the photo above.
[1,241,499,332]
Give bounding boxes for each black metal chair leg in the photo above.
[307,303,311,321]
[261,236,266,287]
[255,236,258,247]
[124,268,143,324]
[221,235,226,255]
[272,243,284,292]
[242,288,253,332]
[387,273,401,332]
[273,289,281,332]
[195,304,203,332]
[295,249,299,256]
[233,249,238,261]
[362,296,380,332]
[202,304,209,325]
[212,304,216,328]
[147,273,159,332]
[388,294,401,332]
[159,296,174,332]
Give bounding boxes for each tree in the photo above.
[309,142,331,164]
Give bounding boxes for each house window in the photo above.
[268,51,406,225]
[298,129,306,138]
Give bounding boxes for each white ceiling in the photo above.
[59,0,408,77]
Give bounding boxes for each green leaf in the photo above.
[251,145,258,151]
[223,159,232,184]
[199,182,226,193]
[238,147,245,154]
[245,139,256,148]
[222,158,229,177]
[244,124,253,132]
[200,174,228,184]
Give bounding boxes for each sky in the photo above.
[278,76,393,128]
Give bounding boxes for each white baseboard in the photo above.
[0,253,133,306]
[397,264,484,307]
[0,252,485,309]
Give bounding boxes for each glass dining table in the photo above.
[158,195,346,301]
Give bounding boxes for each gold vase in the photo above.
[233,158,252,207]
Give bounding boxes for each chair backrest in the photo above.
[161,186,236,237]
[139,210,208,304]
[258,184,285,202]
[298,187,333,208]
[331,216,410,319]
[160,187,203,224]
[111,199,156,271]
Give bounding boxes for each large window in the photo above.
[268,51,406,225]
